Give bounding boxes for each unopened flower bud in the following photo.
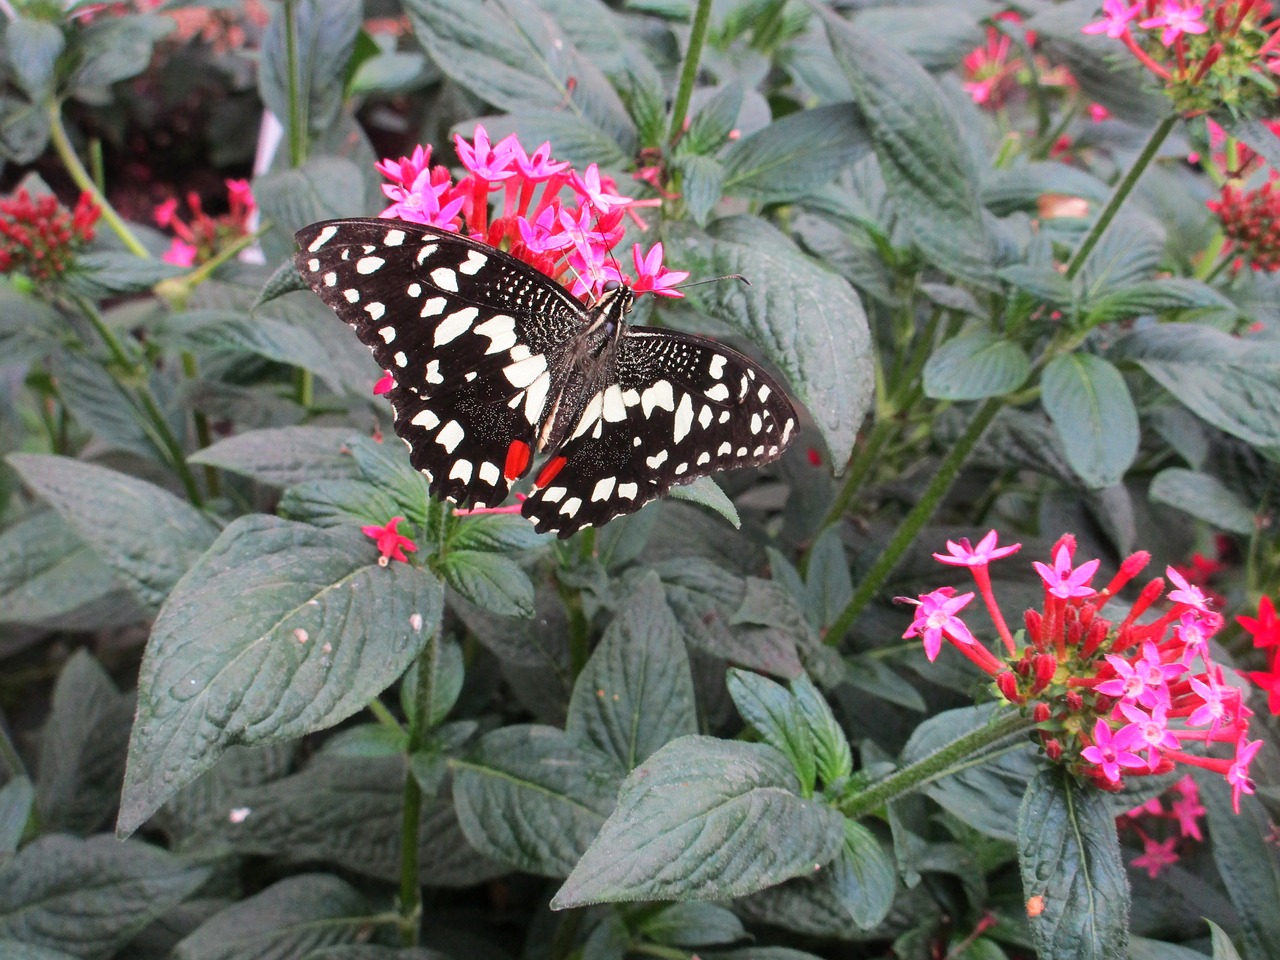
[1033,654,1058,691]
[1044,738,1063,761]
[996,671,1021,703]
[1033,701,1051,723]
[1066,690,1084,712]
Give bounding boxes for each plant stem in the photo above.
[283,0,307,168]
[180,351,220,499]
[1064,113,1178,282]
[818,416,892,533]
[667,0,713,143]
[825,396,1004,646]
[398,631,441,946]
[45,100,150,259]
[71,294,203,506]
[839,710,1035,819]
[367,696,403,731]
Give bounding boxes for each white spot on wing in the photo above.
[430,267,459,292]
[709,354,727,378]
[591,477,616,501]
[697,452,711,466]
[384,229,406,246]
[416,243,438,264]
[503,353,547,389]
[705,383,730,403]
[425,359,443,385]
[601,385,627,422]
[646,450,668,469]
[542,486,566,503]
[697,405,713,429]
[323,272,337,287]
[434,306,478,346]
[407,282,421,298]
[459,249,488,275]
[393,351,407,368]
[421,296,447,317]
[378,326,396,343]
[474,313,517,354]
[618,482,638,499]
[411,409,439,429]
[365,302,386,322]
[436,420,464,453]
[524,371,551,423]
[560,496,582,517]
[673,393,694,443]
[750,413,762,434]
[449,460,473,484]
[357,256,385,274]
[307,225,337,252]
[478,462,500,486]
[307,258,320,272]
[758,384,771,401]
[343,288,359,303]
[717,442,732,456]
[572,392,605,439]
[641,380,675,416]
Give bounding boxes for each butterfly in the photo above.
[294,218,798,538]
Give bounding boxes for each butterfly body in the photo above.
[294,218,797,537]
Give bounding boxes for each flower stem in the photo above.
[398,630,441,947]
[818,416,892,534]
[1064,112,1179,282]
[825,397,1004,646]
[668,0,713,143]
[180,351,220,500]
[283,0,307,168]
[839,709,1035,819]
[45,99,150,259]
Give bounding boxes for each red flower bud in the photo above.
[1066,690,1084,712]
[996,671,1022,703]
[1032,654,1058,691]
[1044,738,1063,761]
[1032,701,1051,723]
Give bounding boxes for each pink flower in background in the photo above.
[1082,0,1143,38]
[1139,1,1208,46]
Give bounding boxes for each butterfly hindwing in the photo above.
[294,219,586,508]
[522,328,798,536]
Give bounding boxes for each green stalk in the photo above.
[72,294,202,506]
[180,350,219,499]
[667,0,713,143]
[825,396,1004,646]
[398,631,441,946]
[45,100,150,259]
[283,0,307,168]
[1064,113,1178,282]
[839,710,1035,819]
[817,416,893,534]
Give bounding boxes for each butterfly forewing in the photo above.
[295,217,800,537]
[294,219,585,508]
[520,329,797,536]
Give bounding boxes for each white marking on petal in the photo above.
[618,482,638,499]
[434,306,478,346]
[474,313,516,354]
[307,225,337,251]
[458,249,488,275]
[641,380,675,416]
[384,228,406,246]
[709,354,727,378]
[450,460,473,484]
[436,420,464,453]
[411,409,439,429]
[591,476,616,502]
[672,393,694,444]
[646,450,668,469]
[430,266,458,291]
[356,256,385,274]
[479,462,500,486]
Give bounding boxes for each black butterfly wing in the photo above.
[294,218,586,508]
[521,328,798,537]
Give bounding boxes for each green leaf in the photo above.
[278,478,404,530]
[1208,920,1246,960]
[667,475,739,529]
[253,256,311,309]
[998,263,1073,306]
[258,0,360,139]
[722,103,871,202]
[36,651,132,835]
[6,19,64,100]
[254,157,370,237]
[185,755,501,888]
[0,777,34,858]
[1018,769,1130,960]
[1041,354,1139,489]
[551,736,845,906]
[117,516,443,835]
[726,669,816,796]
[902,704,1038,842]
[1084,277,1239,325]
[449,513,547,553]
[566,573,697,771]
[0,97,49,164]
[348,51,427,94]
[669,215,873,467]
[924,332,1032,401]
[674,153,725,226]
[70,14,173,94]
[404,0,635,154]
[0,835,209,960]
[1116,324,1280,448]
[790,675,853,787]
[466,110,630,169]
[637,903,747,947]
[0,511,123,627]
[452,725,621,877]
[1199,772,1280,960]
[187,427,361,487]
[1149,468,1256,535]
[0,943,81,960]
[172,874,370,960]
[70,253,185,297]
[6,454,219,613]
[49,348,166,461]
[1078,213,1164,299]
[439,549,535,618]
[682,83,744,157]
[819,8,992,284]
[829,819,895,930]
[402,636,464,730]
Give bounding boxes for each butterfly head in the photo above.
[589,279,634,342]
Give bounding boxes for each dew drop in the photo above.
[169,666,209,702]
[229,807,252,824]
[410,613,423,632]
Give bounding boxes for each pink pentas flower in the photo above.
[361,516,417,566]
[515,140,570,181]
[571,163,633,213]
[454,125,519,182]
[900,587,977,662]
[375,144,432,188]
[933,530,1021,567]
[1139,1,1208,46]
[1116,702,1181,770]
[1131,836,1180,878]
[1187,675,1230,734]
[226,178,255,222]
[1228,734,1264,812]
[373,370,394,395]
[1081,719,1147,783]
[1033,544,1100,599]
[163,239,198,267]
[1166,565,1212,611]
[516,205,575,254]
[1082,0,1143,38]
[630,242,689,298]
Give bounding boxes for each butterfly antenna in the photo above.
[671,274,751,290]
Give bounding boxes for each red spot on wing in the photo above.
[504,439,532,480]
[534,455,567,488]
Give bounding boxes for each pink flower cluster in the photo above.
[902,532,1261,811]
[376,126,686,301]
[1118,775,1206,877]
[155,179,255,267]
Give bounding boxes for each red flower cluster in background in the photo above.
[902,532,1262,810]
[1207,179,1280,270]
[375,126,685,301]
[0,189,99,283]
[1118,775,1207,877]
[155,178,255,267]
[1240,596,1280,711]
